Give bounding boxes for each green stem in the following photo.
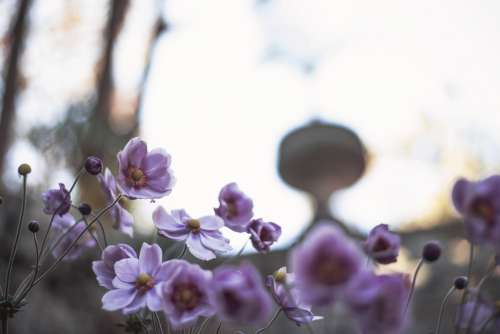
[255,309,282,334]
[14,233,40,304]
[435,286,456,334]
[4,175,27,297]
[194,317,210,334]
[404,258,424,319]
[455,241,474,334]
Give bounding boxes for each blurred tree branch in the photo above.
[0,0,33,184]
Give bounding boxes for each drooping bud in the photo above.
[85,156,103,175]
[18,163,32,176]
[422,241,442,263]
[78,203,92,216]
[28,220,40,233]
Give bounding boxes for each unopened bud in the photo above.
[18,163,32,176]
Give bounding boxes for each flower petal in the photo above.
[102,288,137,311]
[114,258,139,283]
[139,243,162,275]
[199,216,224,231]
[187,234,216,261]
[200,231,232,253]
[153,206,186,232]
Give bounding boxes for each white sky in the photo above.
[4,0,500,251]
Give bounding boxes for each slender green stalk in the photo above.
[465,261,495,334]
[215,321,222,334]
[153,313,164,334]
[4,175,28,297]
[82,217,103,251]
[194,317,210,334]
[404,258,424,319]
[177,244,188,259]
[477,314,494,334]
[455,241,474,334]
[14,233,40,304]
[255,309,282,334]
[435,286,456,334]
[31,195,122,287]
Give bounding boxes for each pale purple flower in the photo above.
[346,272,410,334]
[363,224,400,265]
[98,168,134,237]
[266,267,322,326]
[42,183,71,216]
[117,137,175,199]
[51,213,96,261]
[102,243,169,314]
[92,244,137,289]
[214,183,253,232]
[153,206,231,261]
[452,176,500,246]
[159,260,215,329]
[212,263,272,325]
[455,301,497,333]
[248,219,281,253]
[290,223,362,306]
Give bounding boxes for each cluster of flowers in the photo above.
[2,136,500,334]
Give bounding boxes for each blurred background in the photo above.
[1,0,500,333]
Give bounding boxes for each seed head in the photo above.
[18,163,32,176]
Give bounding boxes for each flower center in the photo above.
[135,273,154,293]
[372,237,390,252]
[186,219,201,233]
[225,198,238,218]
[127,167,147,188]
[471,199,495,224]
[274,270,287,284]
[172,284,201,311]
[314,255,352,286]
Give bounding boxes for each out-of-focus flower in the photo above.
[153,206,231,261]
[363,224,400,265]
[248,219,281,253]
[455,301,497,333]
[212,263,272,325]
[214,183,253,232]
[51,213,96,260]
[290,223,362,306]
[346,272,410,334]
[159,260,215,329]
[93,244,138,290]
[98,168,134,237]
[452,176,500,246]
[102,243,169,314]
[117,137,175,199]
[266,267,322,326]
[42,183,71,216]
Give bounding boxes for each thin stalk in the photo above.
[435,286,456,334]
[455,242,474,334]
[465,261,496,334]
[194,317,210,334]
[31,195,121,287]
[153,313,164,334]
[255,309,282,334]
[14,233,40,304]
[404,258,424,319]
[4,175,27,297]
[82,217,103,252]
[177,244,187,259]
[39,167,85,258]
[215,321,222,334]
[477,314,494,334]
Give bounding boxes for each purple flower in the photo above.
[102,243,169,314]
[92,244,138,289]
[363,224,400,265]
[455,301,497,333]
[51,213,96,261]
[158,260,215,329]
[346,272,410,334]
[153,206,231,261]
[452,176,500,246]
[290,223,362,306]
[214,183,253,232]
[42,183,71,216]
[248,219,281,253]
[212,263,272,325]
[98,168,134,237]
[117,137,175,199]
[266,267,322,326]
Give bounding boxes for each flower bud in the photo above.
[454,276,468,290]
[28,221,40,233]
[422,241,442,262]
[18,163,32,176]
[85,156,103,175]
[78,203,92,216]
